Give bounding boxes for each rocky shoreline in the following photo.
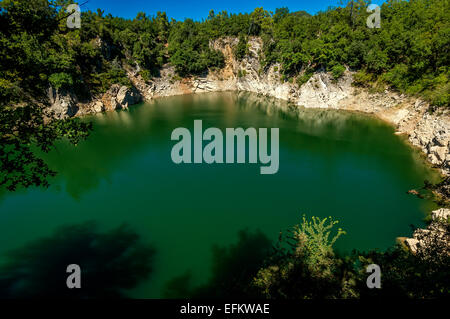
[47,37,450,179]
[404,208,450,254]
[45,36,449,253]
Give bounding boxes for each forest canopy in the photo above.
[1,0,448,107]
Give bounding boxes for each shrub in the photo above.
[331,64,346,81]
[48,72,73,89]
[234,35,249,60]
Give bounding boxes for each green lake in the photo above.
[0,92,440,297]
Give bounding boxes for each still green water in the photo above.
[0,92,439,297]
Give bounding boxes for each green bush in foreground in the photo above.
[253,215,449,299]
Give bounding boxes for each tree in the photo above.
[0,0,93,191]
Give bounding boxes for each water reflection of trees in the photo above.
[163,229,272,298]
[0,222,155,298]
[20,92,437,200]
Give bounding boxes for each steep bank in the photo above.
[49,36,450,178]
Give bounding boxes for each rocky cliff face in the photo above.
[73,84,142,116]
[46,86,78,119]
[48,36,450,177]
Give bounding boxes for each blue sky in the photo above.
[81,0,386,21]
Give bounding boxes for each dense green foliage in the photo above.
[0,0,95,191]
[0,1,176,102]
[242,1,448,107]
[203,1,448,107]
[3,0,448,104]
[0,1,172,190]
[168,19,224,76]
[254,216,357,298]
[0,103,91,191]
[234,34,249,60]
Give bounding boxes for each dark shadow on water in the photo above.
[163,229,272,298]
[0,222,155,298]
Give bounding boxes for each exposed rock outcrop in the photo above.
[46,86,78,119]
[72,84,142,116]
[116,85,141,108]
[101,84,141,111]
[93,101,104,113]
[408,111,450,173]
[405,208,450,255]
